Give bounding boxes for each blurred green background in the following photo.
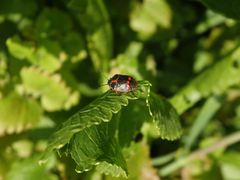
[1,0,240,179]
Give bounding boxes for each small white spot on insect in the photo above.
[116,83,129,91]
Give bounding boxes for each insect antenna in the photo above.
[100,83,108,87]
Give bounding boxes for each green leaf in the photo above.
[148,92,182,140]
[20,67,80,111]
[0,0,37,17]
[195,11,228,34]
[41,80,182,177]
[35,8,72,37]
[123,142,159,180]
[130,0,172,38]
[6,37,62,73]
[220,152,240,180]
[200,0,240,20]
[130,3,157,36]
[170,47,240,114]
[41,81,150,161]
[6,155,57,180]
[65,0,113,72]
[6,36,34,60]
[118,100,150,147]
[70,121,127,177]
[0,92,42,136]
[185,96,223,150]
[144,0,172,28]
[30,39,63,72]
[106,142,159,180]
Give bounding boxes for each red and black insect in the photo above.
[108,74,138,93]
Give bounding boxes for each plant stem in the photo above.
[158,131,240,176]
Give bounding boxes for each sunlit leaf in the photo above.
[30,39,63,72]
[0,92,42,136]
[144,0,172,28]
[6,37,62,72]
[6,155,57,180]
[130,0,172,38]
[220,152,240,180]
[130,3,157,36]
[20,67,80,111]
[6,36,34,60]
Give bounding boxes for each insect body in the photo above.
[108,74,138,93]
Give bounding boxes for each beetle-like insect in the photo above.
[107,74,138,93]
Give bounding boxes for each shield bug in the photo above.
[107,74,138,93]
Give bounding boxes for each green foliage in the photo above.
[70,122,127,177]
[66,0,113,73]
[1,0,240,179]
[200,0,240,20]
[20,67,80,111]
[105,142,159,180]
[41,81,181,177]
[184,96,223,150]
[130,0,172,38]
[170,47,240,114]
[43,82,147,155]
[219,152,240,179]
[0,92,42,135]
[7,37,62,72]
[6,155,57,180]
[148,92,182,140]
[0,0,37,17]
[118,100,149,147]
